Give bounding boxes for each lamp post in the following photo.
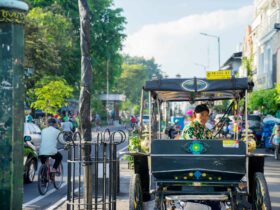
[106,58,109,124]
[0,1,28,209]
[200,32,221,69]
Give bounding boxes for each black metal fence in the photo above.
[62,129,126,210]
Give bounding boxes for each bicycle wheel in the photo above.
[54,163,64,189]
[38,164,49,195]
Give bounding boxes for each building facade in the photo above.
[251,0,280,89]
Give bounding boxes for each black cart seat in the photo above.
[151,140,246,185]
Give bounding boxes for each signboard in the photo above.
[223,140,239,148]
[206,70,231,80]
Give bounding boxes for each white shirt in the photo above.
[61,121,73,132]
[39,126,60,155]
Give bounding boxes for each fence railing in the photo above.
[59,129,126,210]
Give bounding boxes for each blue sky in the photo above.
[114,0,254,77]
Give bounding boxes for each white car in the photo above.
[24,122,41,150]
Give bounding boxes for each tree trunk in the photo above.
[78,0,92,209]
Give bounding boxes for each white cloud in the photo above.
[123,6,253,77]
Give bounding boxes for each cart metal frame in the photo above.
[125,77,272,210]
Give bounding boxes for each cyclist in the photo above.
[130,115,136,128]
[39,118,63,172]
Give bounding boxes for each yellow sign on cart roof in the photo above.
[206,70,231,80]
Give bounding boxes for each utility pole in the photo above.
[106,58,109,125]
[0,1,28,209]
[78,0,92,209]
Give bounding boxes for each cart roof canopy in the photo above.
[144,77,252,102]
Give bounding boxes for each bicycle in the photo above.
[37,157,64,195]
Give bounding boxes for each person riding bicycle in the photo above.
[181,104,213,140]
[39,118,63,172]
[130,115,137,128]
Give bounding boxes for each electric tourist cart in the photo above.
[125,77,272,210]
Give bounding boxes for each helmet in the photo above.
[48,118,57,126]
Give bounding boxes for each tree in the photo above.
[123,55,163,80]
[30,79,73,115]
[114,56,163,115]
[275,83,280,104]
[89,0,126,93]
[25,0,126,110]
[25,7,79,89]
[117,63,148,104]
[78,0,92,208]
[248,88,279,115]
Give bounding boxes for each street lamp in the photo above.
[200,32,221,69]
[106,58,110,125]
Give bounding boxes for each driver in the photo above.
[181,104,212,140]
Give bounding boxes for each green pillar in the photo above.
[0,1,28,209]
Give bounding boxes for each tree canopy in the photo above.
[25,0,126,95]
[30,78,73,115]
[24,0,163,116]
[24,5,79,91]
[248,87,280,115]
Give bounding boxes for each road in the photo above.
[23,135,280,210]
[265,157,280,209]
[23,128,128,210]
